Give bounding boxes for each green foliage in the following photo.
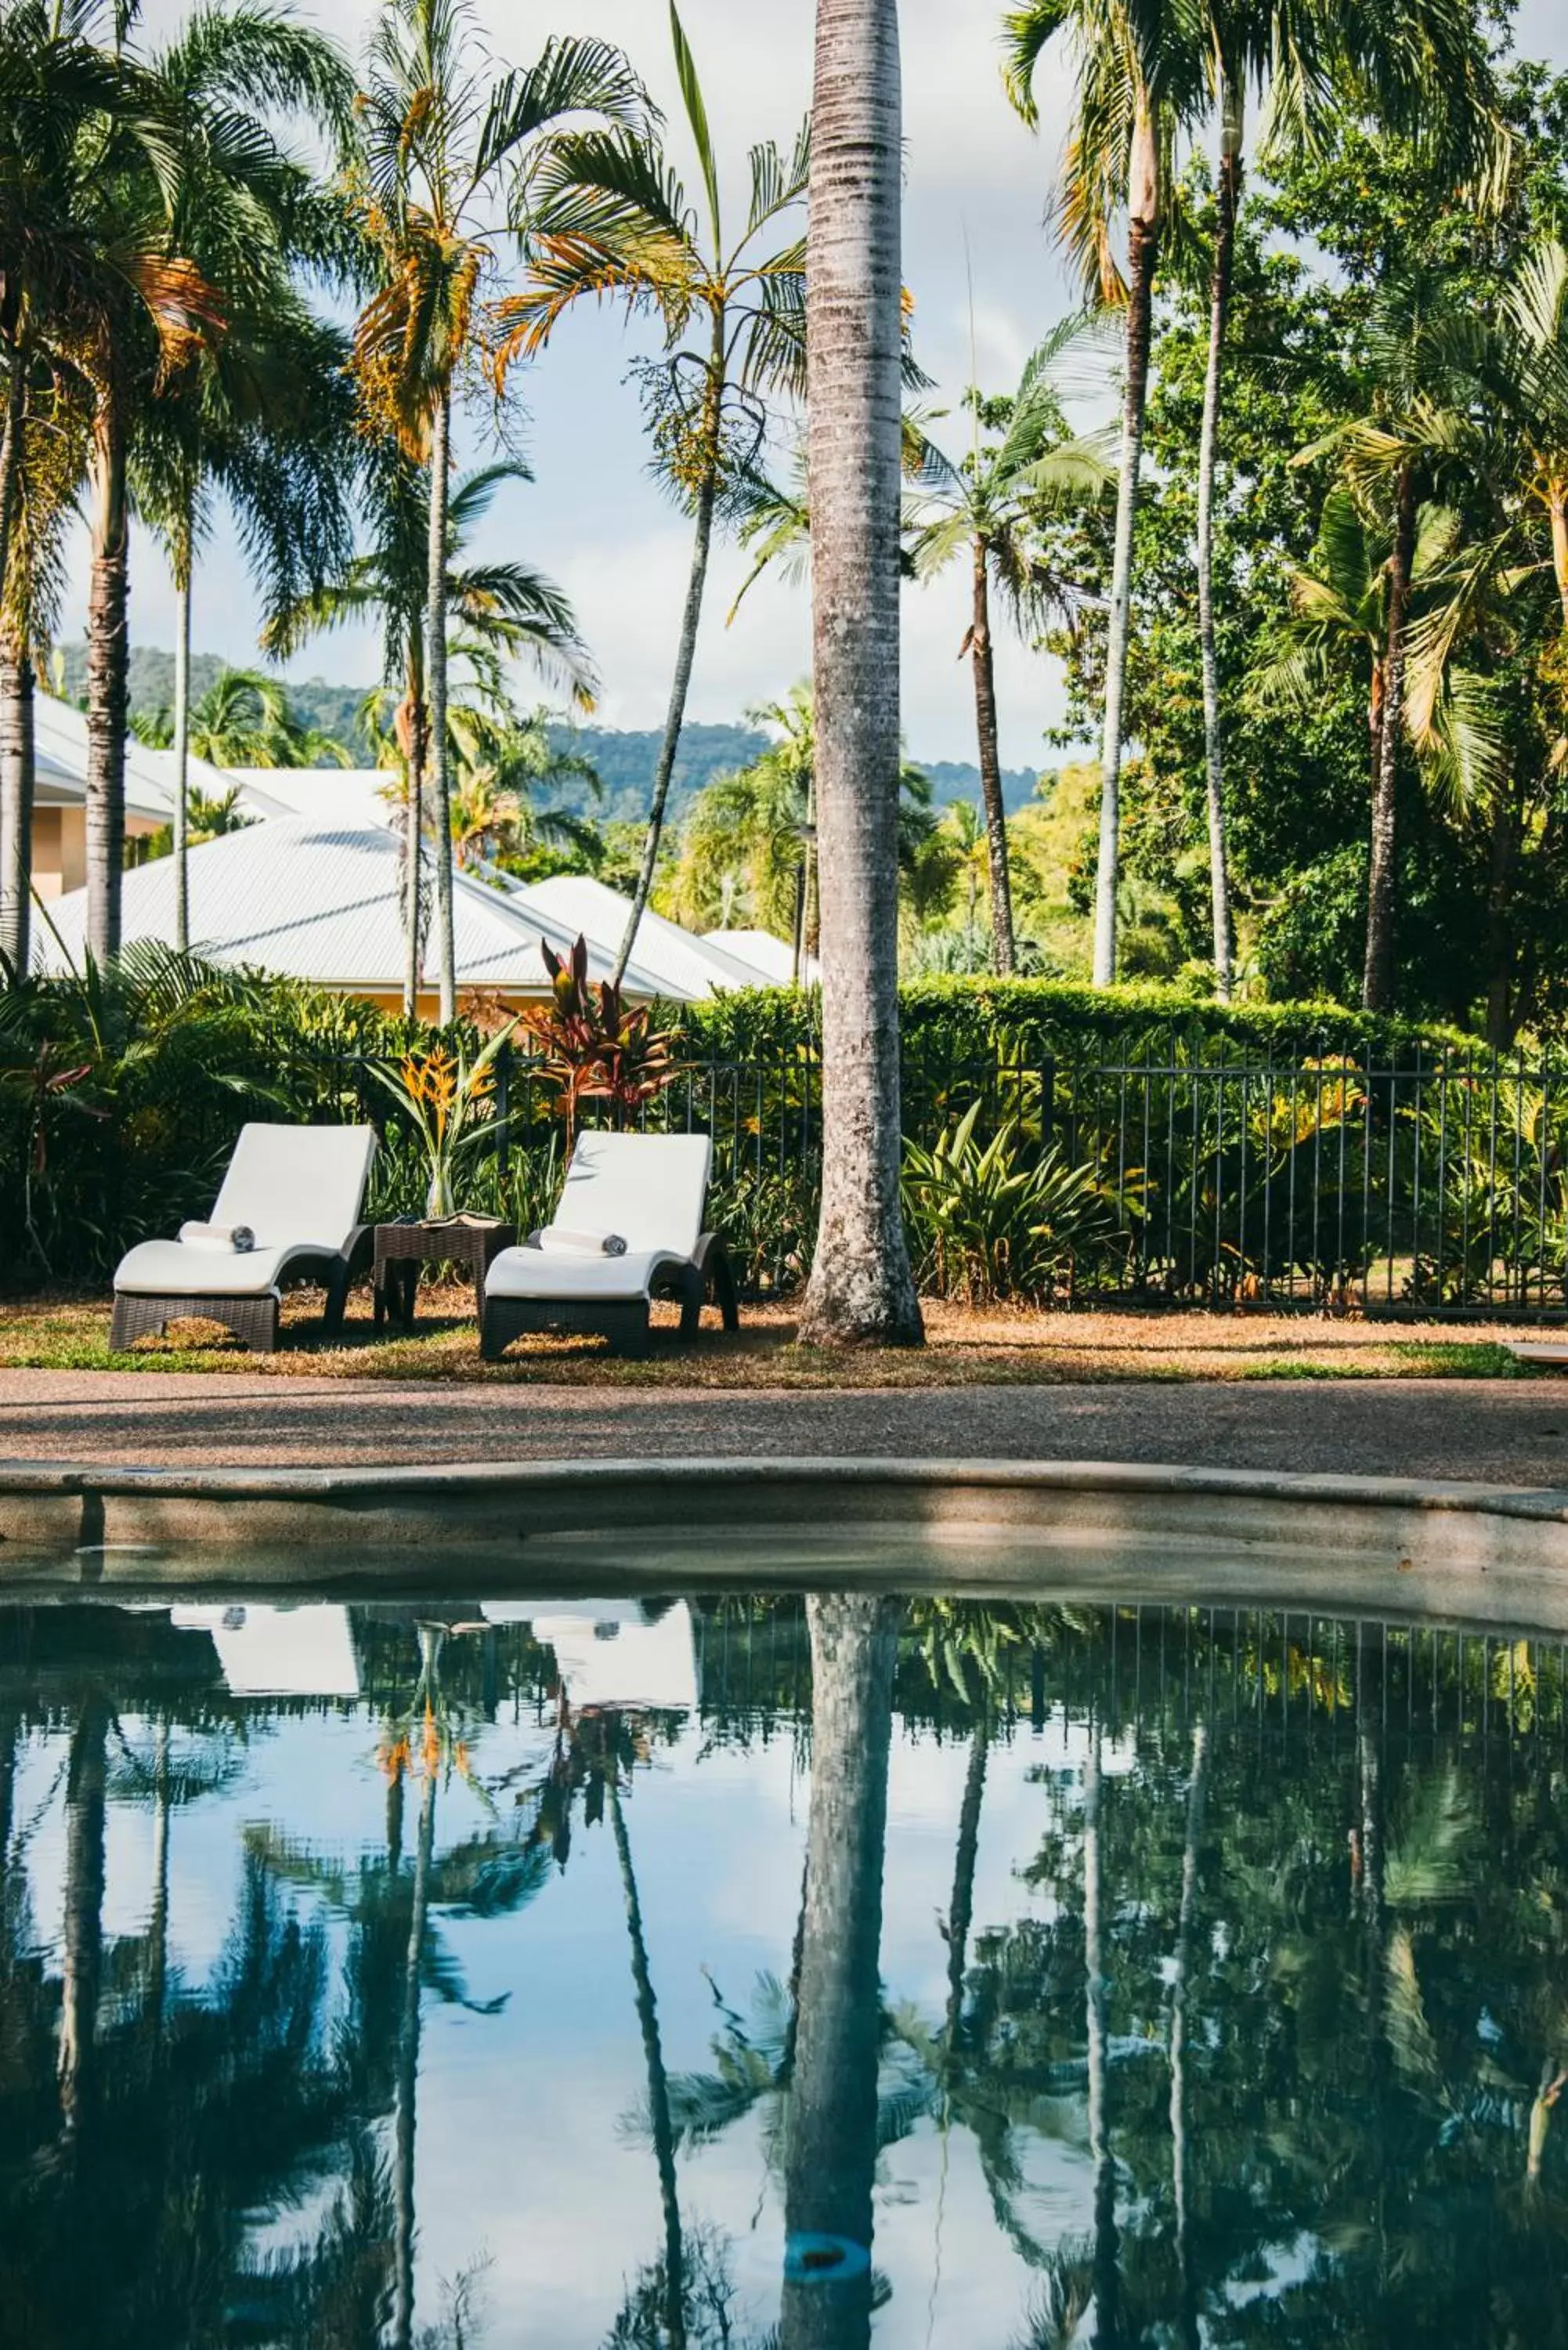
[901,1102,1133,1303]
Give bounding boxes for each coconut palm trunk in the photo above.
[147,1716,172,2037]
[426,388,456,1026]
[172,520,194,955]
[85,397,130,965]
[1195,79,1241,1002]
[944,1714,989,2045]
[612,319,724,992]
[1084,1723,1119,2346]
[1092,99,1160,991]
[0,326,24,619]
[969,539,1016,974]
[1551,488,1568,631]
[0,635,34,973]
[392,1747,436,2350]
[58,1694,109,2137]
[780,1593,898,2350]
[1169,1723,1207,2350]
[609,1769,686,2350]
[797,0,923,1347]
[398,642,428,1020]
[1364,465,1416,1013]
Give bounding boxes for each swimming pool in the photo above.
[2,1577,1566,2346]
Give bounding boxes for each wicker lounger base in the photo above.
[111,1290,281,1354]
[110,1242,366,1358]
[480,1236,739,1362]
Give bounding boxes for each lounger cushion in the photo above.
[548,1132,711,1259]
[113,1239,300,1298]
[113,1123,376,1297]
[482,1246,691,1303]
[210,1123,378,1250]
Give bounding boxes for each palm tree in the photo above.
[907,327,1112,972]
[349,0,643,1026]
[3,2,229,967]
[505,2,810,989]
[269,454,591,1013]
[1292,267,1483,1007]
[0,352,86,975]
[80,2,352,967]
[796,0,922,1348]
[1004,0,1205,989]
[779,1594,899,2350]
[1187,0,1505,1003]
[133,296,357,949]
[132,667,351,769]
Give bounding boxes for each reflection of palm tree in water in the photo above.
[779,1593,899,2350]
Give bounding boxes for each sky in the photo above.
[56,0,1568,770]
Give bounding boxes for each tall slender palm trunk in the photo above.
[1195,81,1242,1002]
[58,1694,109,2138]
[798,0,923,1347]
[86,398,130,966]
[1084,1724,1119,2346]
[969,540,1016,974]
[1549,486,1568,631]
[1092,102,1160,991]
[172,530,193,955]
[398,642,428,1021]
[612,316,725,991]
[943,1715,989,2048]
[0,326,24,624]
[1169,1723,1207,2350]
[392,1751,436,2350]
[426,389,455,1026]
[1364,465,1416,1013]
[781,1593,898,2350]
[609,1770,686,2350]
[147,1716,172,2037]
[0,636,34,973]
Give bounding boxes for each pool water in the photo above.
[3,1586,1568,2348]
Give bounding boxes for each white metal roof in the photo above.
[31,690,288,825]
[507,873,776,1000]
[703,927,817,986]
[34,815,731,1000]
[225,765,396,830]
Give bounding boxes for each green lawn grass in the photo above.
[0,1289,1537,1390]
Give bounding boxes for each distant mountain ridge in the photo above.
[54,644,1042,818]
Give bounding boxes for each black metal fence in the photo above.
[280,1034,1568,1318]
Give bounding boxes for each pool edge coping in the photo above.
[5,1452,1568,1524]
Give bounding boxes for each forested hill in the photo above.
[55,643,1042,816]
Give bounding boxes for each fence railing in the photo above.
[276,1036,1568,1318]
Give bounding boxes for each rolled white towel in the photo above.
[178,1221,257,1253]
[537,1227,628,1258]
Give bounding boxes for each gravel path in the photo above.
[3,1368,1568,1486]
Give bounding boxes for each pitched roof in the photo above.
[703,927,816,986]
[32,691,284,825]
[34,816,743,1000]
[506,873,778,1000]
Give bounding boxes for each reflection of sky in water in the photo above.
[9,1593,1568,2346]
[9,1600,1070,2345]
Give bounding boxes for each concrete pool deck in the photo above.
[3,1365,1568,1483]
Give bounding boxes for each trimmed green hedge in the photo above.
[679,977,1475,1064]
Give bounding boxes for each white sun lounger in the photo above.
[480,1131,739,1358]
[110,1122,378,1354]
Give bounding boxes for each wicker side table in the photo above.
[373,1218,516,1331]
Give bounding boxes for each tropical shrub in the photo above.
[901,1102,1136,1305]
[517,935,680,1136]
